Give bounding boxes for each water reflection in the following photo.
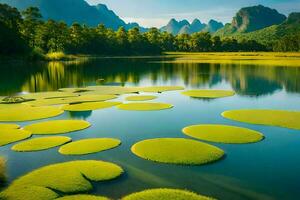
[0,58,299,96]
[68,111,93,120]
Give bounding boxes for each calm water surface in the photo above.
[0,58,300,200]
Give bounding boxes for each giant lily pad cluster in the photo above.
[0,85,299,199]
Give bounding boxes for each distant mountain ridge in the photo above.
[160,18,224,35]
[0,0,147,31]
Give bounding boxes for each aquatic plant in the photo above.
[0,124,20,129]
[117,103,173,111]
[222,109,300,130]
[27,95,118,107]
[0,160,123,200]
[125,95,157,101]
[1,96,33,104]
[0,104,64,122]
[182,90,235,98]
[59,138,121,155]
[23,120,91,135]
[62,101,121,111]
[183,124,264,144]
[12,136,72,152]
[55,195,109,200]
[141,86,184,93]
[0,129,32,147]
[131,138,224,165]
[122,188,215,200]
[21,92,78,100]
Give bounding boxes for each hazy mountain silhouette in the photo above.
[161,18,223,35]
[0,0,147,31]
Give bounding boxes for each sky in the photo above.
[86,0,300,27]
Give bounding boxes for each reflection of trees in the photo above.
[0,58,299,96]
[0,157,6,189]
[68,111,92,120]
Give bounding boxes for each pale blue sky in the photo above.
[86,0,300,27]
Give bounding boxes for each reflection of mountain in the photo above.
[0,59,299,97]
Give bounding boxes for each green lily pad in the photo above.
[62,102,121,112]
[12,136,72,152]
[182,90,235,98]
[117,103,173,111]
[0,129,32,147]
[59,138,121,155]
[131,138,224,165]
[222,109,300,130]
[23,120,91,135]
[183,124,264,144]
[0,105,64,122]
[122,188,215,200]
[0,124,20,129]
[141,86,184,93]
[55,195,109,200]
[21,92,78,100]
[85,86,140,95]
[126,95,157,101]
[0,160,123,200]
[27,95,117,107]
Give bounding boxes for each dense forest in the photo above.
[0,4,297,58]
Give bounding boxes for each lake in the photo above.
[0,56,300,200]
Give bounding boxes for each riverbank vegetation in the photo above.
[0,4,297,61]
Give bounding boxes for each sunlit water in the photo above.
[0,58,300,200]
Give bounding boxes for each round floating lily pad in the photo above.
[23,120,90,135]
[12,136,72,152]
[182,90,235,98]
[21,92,78,100]
[27,95,117,107]
[62,102,121,112]
[141,86,184,93]
[222,109,300,130]
[85,86,140,95]
[59,138,121,155]
[55,195,109,200]
[126,95,157,101]
[0,160,123,200]
[0,129,32,147]
[131,138,224,165]
[122,188,214,200]
[183,124,264,144]
[117,103,173,111]
[0,105,64,122]
[0,124,20,129]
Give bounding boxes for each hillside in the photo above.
[215,12,300,47]
[215,5,286,37]
[0,0,146,30]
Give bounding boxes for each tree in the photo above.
[21,7,43,48]
[0,3,28,55]
[190,32,212,52]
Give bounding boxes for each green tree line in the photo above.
[0,4,296,57]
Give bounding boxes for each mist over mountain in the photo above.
[160,18,223,35]
[0,0,147,31]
